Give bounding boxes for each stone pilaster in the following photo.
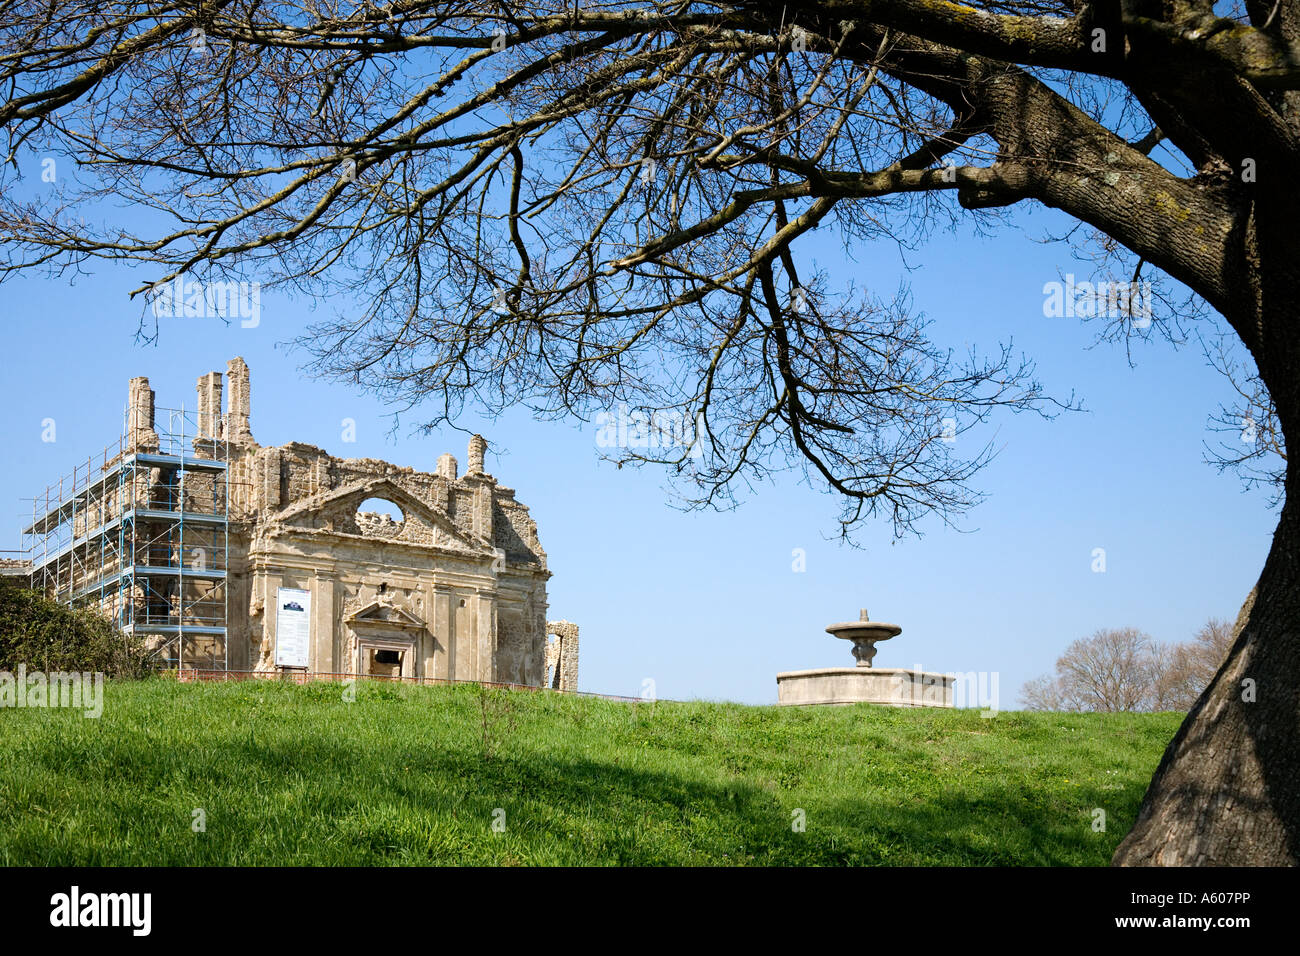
[432,588,452,680]
[312,574,335,673]
[476,588,496,682]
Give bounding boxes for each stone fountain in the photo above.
[829,609,901,667]
[776,607,953,708]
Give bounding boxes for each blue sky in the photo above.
[0,201,1277,706]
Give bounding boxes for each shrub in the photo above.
[0,580,154,678]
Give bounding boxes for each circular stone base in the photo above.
[776,667,954,708]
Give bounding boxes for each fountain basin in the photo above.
[776,667,954,708]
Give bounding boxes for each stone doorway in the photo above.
[357,636,416,679]
[344,598,429,680]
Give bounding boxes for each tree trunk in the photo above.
[1113,482,1300,865]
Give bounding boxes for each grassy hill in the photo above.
[0,677,1182,866]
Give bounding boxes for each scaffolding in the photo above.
[20,405,230,670]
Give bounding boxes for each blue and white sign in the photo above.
[274,587,311,668]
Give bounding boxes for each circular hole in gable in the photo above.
[356,498,405,535]
[357,497,405,521]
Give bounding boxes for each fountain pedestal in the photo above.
[776,608,954,708]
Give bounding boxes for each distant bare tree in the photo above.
[1019,673,1068,712]
[1151,641,1203,712]
[1186,617,1235,689]
[1021,620,1234,714]
[1021,627,1162,712]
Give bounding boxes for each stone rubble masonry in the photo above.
[127,377,158,451]
[226,357,253,444]
[544,620,579,692]
[196,371,223,440]
[0,558,31,577]
[467,434,487,475]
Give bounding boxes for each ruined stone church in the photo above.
[20,359,579,690]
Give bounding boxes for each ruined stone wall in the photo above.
[545,620,579,691]
[236,438,546,564]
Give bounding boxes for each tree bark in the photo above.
[1114,481,1300,865]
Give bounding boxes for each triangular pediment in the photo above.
[270,476,490,554]
[346,599,427,630]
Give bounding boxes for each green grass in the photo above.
[0,678,1183,865]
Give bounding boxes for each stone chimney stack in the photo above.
[436,453,458,480]
[196,371,224,440]
[127,376,159,451]
[226,357,253,444]
[464,435,493,541]
[467,434,487,476]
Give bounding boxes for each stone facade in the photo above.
[152,358,556,685]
